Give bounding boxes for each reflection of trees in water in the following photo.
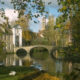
[55,60,62,73]
[50,47,66,60]
[32,55,56,75]
[30,47,70,75]
[30,47,49,60]
[0,53,6,62]
[64,66,80,80]
[2,52,80,79]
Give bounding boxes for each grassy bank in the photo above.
[0,66,38,80]
[0,66,60,80]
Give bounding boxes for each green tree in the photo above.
[58,0,80,53]
[10,0,46,18]
[16,15,29,29]
[71,12,80,53]
[0,24,6,61]
[56,16,72,47]
[16,15,31,42]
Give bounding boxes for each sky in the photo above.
[29,0,61,32]
[0,0,61,32]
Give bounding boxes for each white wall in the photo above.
[12,25,22,47]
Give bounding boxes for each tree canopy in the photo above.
[10,0,46,18]
[58,0,80,54]
[58,0,80,20]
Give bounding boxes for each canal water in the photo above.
[1,51,80,80]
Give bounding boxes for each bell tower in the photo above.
[41,17,46,31]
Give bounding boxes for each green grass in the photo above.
[0,75,18,80]
[0,66,38,80]
[0,66,36,74]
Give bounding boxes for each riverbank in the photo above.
[0,66,60,80]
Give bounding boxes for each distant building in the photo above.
[41,17,46,31]
[38,17,46,38]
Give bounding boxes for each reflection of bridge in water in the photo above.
[13,45,53,66]
[5,45,54,66]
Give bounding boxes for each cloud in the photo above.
[5,9,18,22]
[0,0,18,22]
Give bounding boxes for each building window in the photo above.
[15,36,19,47]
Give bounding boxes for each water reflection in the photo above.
[2,53,63,75]
[55,60,62,73]
[32,55,56,75]
[1,52,80,80]
[5,54,14,66]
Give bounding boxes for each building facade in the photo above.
[12,24,22,48]
[0,24,22,52]
[0,25,14,52]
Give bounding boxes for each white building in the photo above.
[0,8,22,51]
[12,24,22,47]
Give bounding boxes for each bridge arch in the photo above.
[30,46,49,53]
[16,48,27,58]
[30,47,49,59]
[29,45,53,54]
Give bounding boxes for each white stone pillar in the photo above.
[12,28,16,47]
[19,58,22,66]
[13,55,16,66]
[19,29,22,47]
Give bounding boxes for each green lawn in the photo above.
[0,75,18,80]
[0,66,38,80]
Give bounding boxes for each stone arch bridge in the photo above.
[5,45,53,66]
[14,45,53,54]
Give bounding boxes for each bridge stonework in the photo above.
[14,45,53,54]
